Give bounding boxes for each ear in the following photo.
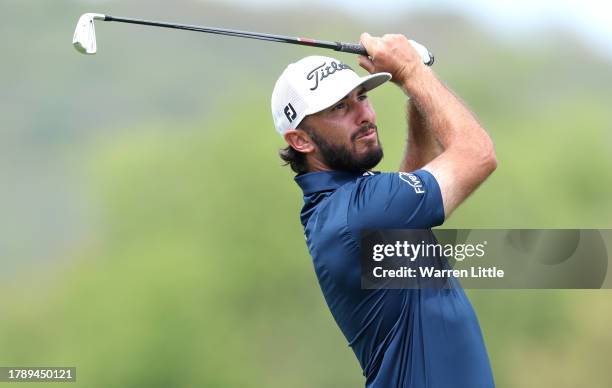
[284,128,316,154]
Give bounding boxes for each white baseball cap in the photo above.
[271,55,391,135]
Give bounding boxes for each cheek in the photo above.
[319,121,351,145]
[364,103,376,121]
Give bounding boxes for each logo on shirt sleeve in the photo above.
[399,172,425,194]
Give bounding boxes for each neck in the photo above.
[306,155,332,172]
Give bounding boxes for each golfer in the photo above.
[271,33,496,387]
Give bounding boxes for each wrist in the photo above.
[398,64,432,96]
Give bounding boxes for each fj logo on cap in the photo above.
[306,61,352,91]
[284,103,297,123]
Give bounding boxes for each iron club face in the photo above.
[73,13,105,54]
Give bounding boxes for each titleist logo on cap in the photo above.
[306,61,352,91]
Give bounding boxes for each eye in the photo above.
[358,93,368,101]
[332,102,347,111]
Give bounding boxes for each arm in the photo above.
[359,33,497,219]
[400,99,444,172]
[404,66,497,219]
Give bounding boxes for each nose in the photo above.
[354,97,376,126]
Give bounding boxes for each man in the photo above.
[271,33,497,387]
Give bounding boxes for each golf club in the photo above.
[72,13,435,66]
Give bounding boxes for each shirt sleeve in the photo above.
[346,170,445,234]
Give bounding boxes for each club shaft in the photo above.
[101,15,434,65]
[104,15,351,53]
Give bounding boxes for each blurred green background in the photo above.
[1,0,611,386]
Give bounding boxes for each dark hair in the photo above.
[278,123,313,175]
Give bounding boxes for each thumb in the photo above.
[360,32,374,56]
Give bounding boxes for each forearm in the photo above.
[400,99,443,172]
[401,66,494,160]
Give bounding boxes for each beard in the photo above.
[309,123,384,172]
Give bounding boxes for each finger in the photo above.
[358,55,375,73]
[359,32,374,54]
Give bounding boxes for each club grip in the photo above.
[337,40,434,67]
[337,42,368,56]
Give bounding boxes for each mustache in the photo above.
[352,123,378,141]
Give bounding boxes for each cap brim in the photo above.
[360,72,393,93]
[305,72,392,116]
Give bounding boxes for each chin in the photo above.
[360,141,381,154]
[356,148,384,170]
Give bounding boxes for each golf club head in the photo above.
[73,13,105,54]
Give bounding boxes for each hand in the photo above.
[358,33,423,84]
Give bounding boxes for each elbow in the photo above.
[485,149,497,175]
[482,145,497,177]
[466,139,496,179]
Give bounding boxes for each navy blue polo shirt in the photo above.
[296,169,494,388]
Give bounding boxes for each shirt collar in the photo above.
[295,170,376,195]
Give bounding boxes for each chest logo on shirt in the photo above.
[399,172,425,194]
